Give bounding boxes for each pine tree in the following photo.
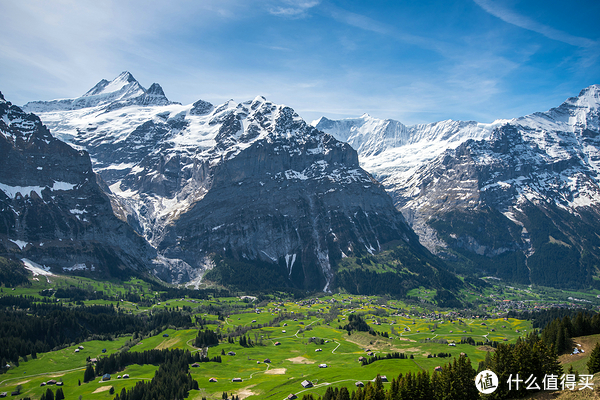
[83,364,95,383]
[587,342,600,374]
[55,388,65,400]
[337,387,350,400]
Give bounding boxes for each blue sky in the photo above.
[1,0,598,125]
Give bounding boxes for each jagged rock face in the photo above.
[158,101,415,290]
[0,91,155,277]
[25,75,420,289]
[317,85,600,289]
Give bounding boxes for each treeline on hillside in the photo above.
[0,298,193,369]
[114,355,198,400]
[38,284,232,303]
[541,312,600,354]
[508,307,596,330]
[0,257,30,288]
[94,348,220,376]
[510,308,600,354]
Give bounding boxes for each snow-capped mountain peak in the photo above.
[83,71,139,97]
[23,72,174,114]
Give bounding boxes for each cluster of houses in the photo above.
[100,373,129,381]
[40,379,64,387]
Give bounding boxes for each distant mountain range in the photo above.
[316,85,600,289]
[6,72,599,291]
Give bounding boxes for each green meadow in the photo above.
[5,273,600,400]
[0,279,541,400]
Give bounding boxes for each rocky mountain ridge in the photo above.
[0,90,156,278]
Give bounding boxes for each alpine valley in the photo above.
[5,72,600,293]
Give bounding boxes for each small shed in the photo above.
[358,356,366,362]
[75,349,80,353]
[102,349,107,353]
[163,334,169,337]
[191,363,200,367]
[102,374,111,381]
[355,382,364,387]
[274,342,281,346]
[380,376,388,382]
[232,378,243,382]
[319,364,327,368]
[228,351,236,356]
[301,380,313,388]
[434,366,442,372]
[123,374,130,379]
[209,378,217,383]
[315,348,322,352]
[0,392,7,397]
[46,380,57,385]
[78,345,84,349]
[288,394,298,400]
[56,382,63,386]
[264,358,271,363]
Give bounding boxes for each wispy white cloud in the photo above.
[327,6,446,53]
[474,0,597,48]
[269,0,320,18]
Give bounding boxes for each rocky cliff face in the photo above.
[25,74,425,289]
[0,91,156,277]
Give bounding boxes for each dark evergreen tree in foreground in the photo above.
[479,332,562,399]
[40,388,54,400]
[587,342,600,374]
